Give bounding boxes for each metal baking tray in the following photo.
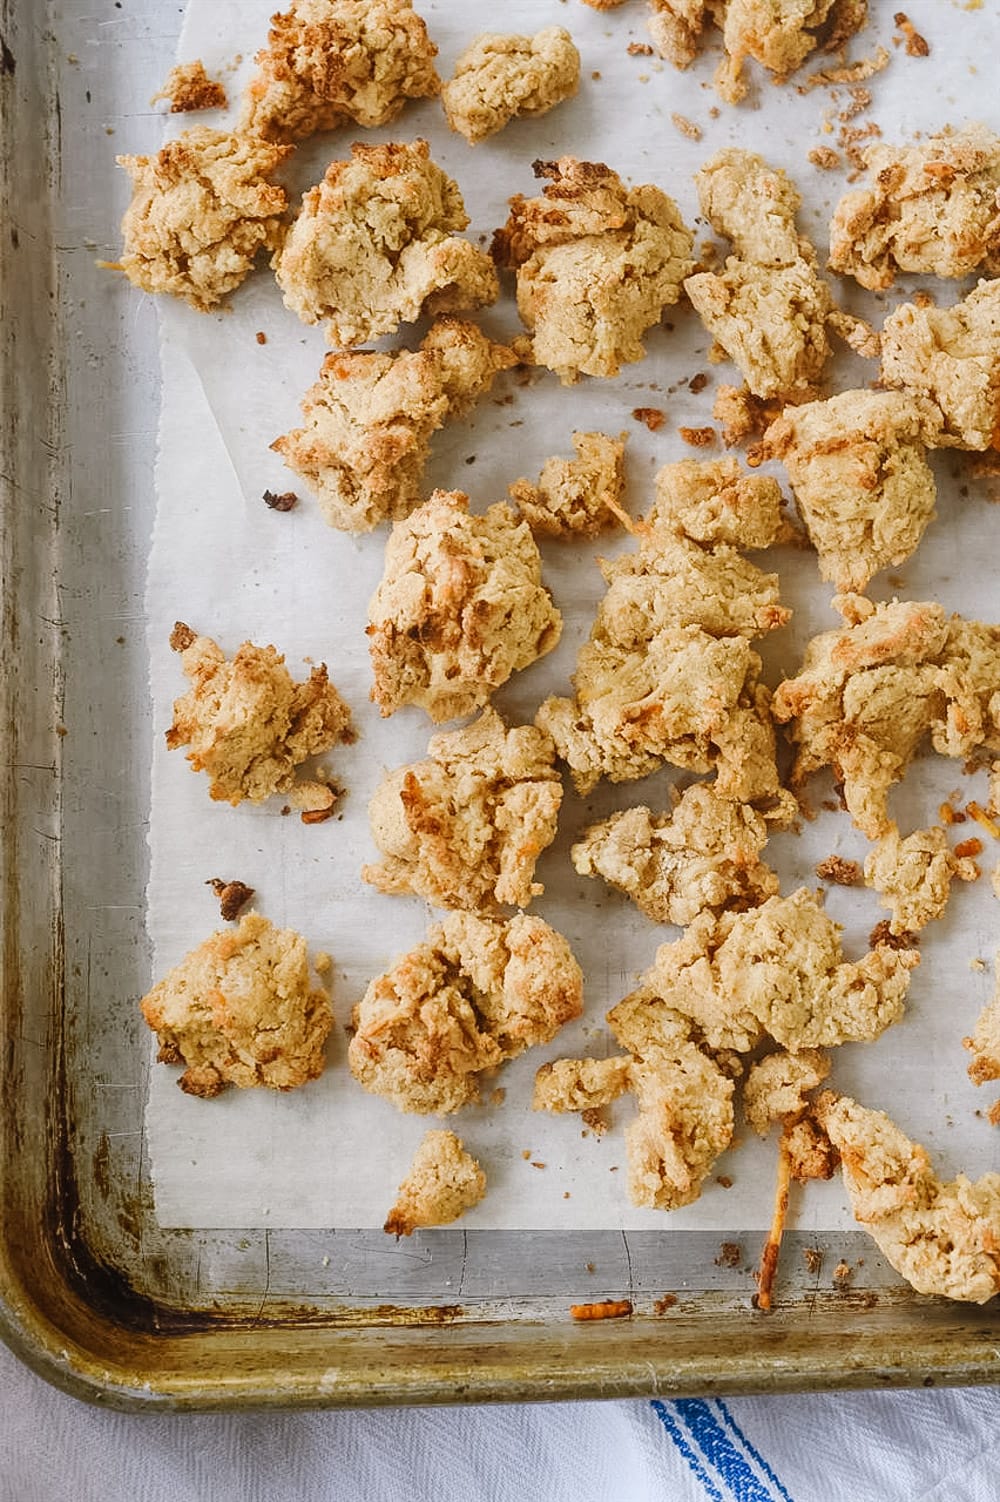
[1,0,998,1409]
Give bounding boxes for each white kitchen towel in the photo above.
[1,1338,997,1502]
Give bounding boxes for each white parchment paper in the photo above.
[146,0,999,1229]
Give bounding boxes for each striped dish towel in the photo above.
[2,1338,999,1501]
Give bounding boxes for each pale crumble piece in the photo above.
[165,623,354,809]
[509,431,628,540]
[491,156,694,383]
[571,781,779,926]
[818,1093,1000,1303]
[649,456,786,549]
[273,140,498,348]
[773,595,1000,839]
[782,1117,837,1183]
[238,0,440,143]
[114,128,291,311]
[828,125,1000,291]
[646,1,723,71]
[368,489,562,723]
[383,1130,486,1234]
[532,1056,633,1113]
[348,912,583,1113]
[880,279,1000,451]
[763,389,939,594]
[363,708,562,912]
[441,29,580,146]
[964,985,1000,1091]
[151,60,228,113]
[863,826,979,935]
[684,151,836,401]
[536,463,789,798]
[626,1046,735,1211]
[639,888,919,1054]
[140,913,333,1098]
[713,384,782,447]
[743,1048,831,1136]
[272,318,516,533]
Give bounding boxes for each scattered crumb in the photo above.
[531,1160,546,1170]
[815,856,862,886]
[803,1246,823,1275]
[522,1149,532,1160]
[585,1262,596,1274]
[716,1174,733,1189]
[894,11,930,57]
[800,47,891,92]
[832,1259,853,1289]
[628,42,654,58]
[206,877,255,922]
[263,489,297,512]
[678,425,716,447]
[689,372,709,394]
[653,1294,678,1313]
[671,113,702,142]
[632,406,666,431]
[955,838,985,860]
[715,1241,742,1269]
[809,146,841,170]
[570,1299,632,1320]
[869,919,919,952]
[151,60,228,113]
[967,802,1000,838]
[970,957,988,973]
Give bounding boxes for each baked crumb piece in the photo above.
[638,888,918,1054]
[166,623,354,809]
[743,1048,830,1135]
[964,986,1000,1091]
[782,1116,836,1183]
[140,913,333,1097]
[864,826,979,935]
[880,279,1000,451]
[238,0,439,143]
[384,1130,486,1234]
[684,150,835,401]
[671,113,702,142]
[646,0,720,70]
[368,489,561,723]
[809,146,842,171]
[348,912,583,1113]
[763,389,939,593]
[649,455,785,547]
[363,707,562,912]
[274,140,498,347]
[508,431,628,539]
[207,878,256,922]
[772,594,1000,838]
[818,1093,1000,1302]
[893,10,929,58]
[536,458,789,799]
[441,28,580,145]
[828,125,1000,291]
[491,156,693,383]
[115,128,291,310]
[713,384,781,446]
[273,318,516,533]
[532,1056,633,1113]
[571,781,779,926]
[151,60,228,113]
[815,855,862,886]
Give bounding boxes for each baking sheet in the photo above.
[145,0,999,1230]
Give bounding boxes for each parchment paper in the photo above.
[146,0,999,1229]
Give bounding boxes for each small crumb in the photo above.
[581,1107,609,1136]
[808,146,842,170]
[893,11,930,56]
[151,59,228,113]
[832,1259,853,1290]
[55,724,68,737]
[632,406,665,431]
[970,957,988,973]
[531,1160,546,1170]
[913,290,935,309]
[821,799,840,813]
[591,70,601,80]
[989,1100,1000,1126]
[967,802,1000,839]
[671,113,702,142]
[563,1190,571,1199]
[300,806,335,825]
[570,1299,632,1321]
[521,1149,532,1160]
[627,42,654,57]
[715,1174,733,1189]
[715,1241,742,1269]
[709,106,720,119]
[815,855,862,886]
[940,800,959,825]
[609,1165,619,1172]
[263,489,297,512]
[954,837,985,860]
[653,1294,678,1314]
[490,1087,506,1107]
[321,1255,330,1267]
[314,951,331,974]
[869,919,918,951]
[206,877,255,922]
[255,330,267,345]
[688,372,709,394]
[678,426,716,448]
[803,1246,823,1275]
[585,1262,596,1274]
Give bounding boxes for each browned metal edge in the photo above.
[0,1,998,1411]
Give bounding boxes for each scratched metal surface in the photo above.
[0,0,997,1407]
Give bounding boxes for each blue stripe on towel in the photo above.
[668,1399,793,1502]
[650,1400,726,1501]
[717,1400,795,1502]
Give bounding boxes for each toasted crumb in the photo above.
[716,1174,733,1189]
[744,1049,831,1136]
[815,855,862,886]
[256,331,268,345]
[263,489,297,512]
[819,1093,1000,1302]
[363,708,562,912]
[509,430,629,539]
[368,489,561,722]
[441,28,580,145]
[893,11,929,57]
[679,425,716,447]
[713,385,781,446]
[809,146,842,170]
[348,912,583,1113]
[829,125,1000,290]
[274,319,515,533]
[274,141,498,347]
[800,45,889,91]
[632,406,665,432]
[114,128,290,310]
[803,1245,823,1274]
[671,112,702,141]
[151,60,228,113]
[238,0,440,143]
[491,156,694,383]
[384,1130,486,1234]
[869,919,919,952]
[140,913,333,1097]
[967,801,1000,838]
[207,878,255,922]
[570,1299,632,1320]
[166,626,354,808]
[832,1258,853,1290]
